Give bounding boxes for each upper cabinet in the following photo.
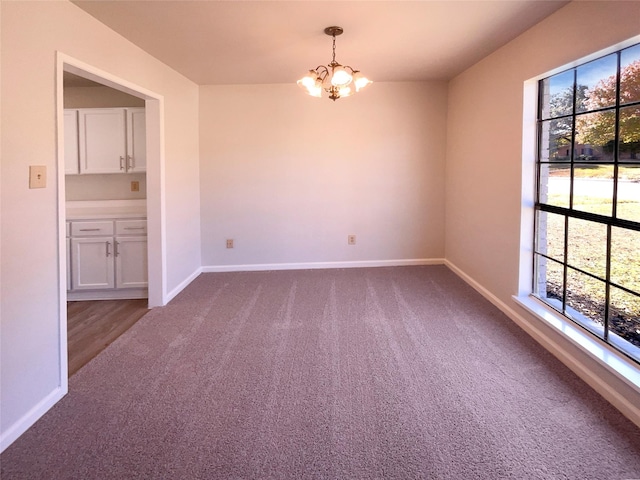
[64,110,80,174]
[126,108,146,173]
[79,108,126,174]
[65,107,146,175]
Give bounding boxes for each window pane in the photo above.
[535,210,564,262]
[610,227,640,293]
[540,70,574,120]
[566,218,607,279]
[609,286,640,361]
[620,43,640,105]
[575,111,615,162]
[534,254,563,309]
[573,164,614,216]
[539,163,570,208]
[540,118,573,162]
[618,106,640,163]
[616,168,640,223]
[566,268,606,338]
[576,54,617,113]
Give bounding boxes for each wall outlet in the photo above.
[348,234,356,245]
[131,181,140,192]
[29,165,46,189]
[226,239,234,249]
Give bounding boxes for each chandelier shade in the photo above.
[297,26,372,101]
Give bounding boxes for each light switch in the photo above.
[29,165,47,189]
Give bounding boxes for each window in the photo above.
[534,43,640,364]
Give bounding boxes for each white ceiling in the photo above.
[72,0,570,85]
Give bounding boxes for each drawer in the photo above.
[71,220,114,236]
[115,219,147,235]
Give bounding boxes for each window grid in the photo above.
[534,44,640,364]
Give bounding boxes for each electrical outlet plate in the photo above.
[131,181,140,192]
[226,239,234,249]
[348,235,356,245]
[29,165,46,189]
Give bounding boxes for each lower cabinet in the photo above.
[68,218,147,300]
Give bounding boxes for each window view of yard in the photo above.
[538,165,640,351]
[535,43,640,362]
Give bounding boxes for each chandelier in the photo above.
[297,26,372,101]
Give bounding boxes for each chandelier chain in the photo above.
[332,34,336,64]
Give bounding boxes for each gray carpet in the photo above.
[2,266,640,479]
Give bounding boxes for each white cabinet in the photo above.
[68,218,147,300]
[71,236,115,290]
[126,108,146,172]
[64,110,80,174]
[68,107,146,175]
[79,108,127,174]
[115,236,148,288]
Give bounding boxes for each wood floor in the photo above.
[67,299,149,377]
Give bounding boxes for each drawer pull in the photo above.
[115,241,120,257]
[106,241,111,257]
[79,228,101,232]
[124,227,145,230]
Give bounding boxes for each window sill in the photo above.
[513,295,640,393]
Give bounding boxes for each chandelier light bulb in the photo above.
[297,70,318,89]
[352,71,372,92]
[331,66,353,87]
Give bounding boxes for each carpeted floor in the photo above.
[2,266,640,479]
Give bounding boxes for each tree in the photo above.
[547,85,588,160]
[576,60,640,159]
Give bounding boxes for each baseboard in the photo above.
[0,386,66,453]
[444,260,640,429]
[67,288,147,301]
[165,266,203,303]
[202,258,445,273]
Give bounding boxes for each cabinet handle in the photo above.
[106,241,111,257]
[127,155,134,170]
[119,156,125,170]
[79,228,101,232]
[124,227,145,230]
[115,241,120,257]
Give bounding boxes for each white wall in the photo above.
[0,0,200,448]
[445,1,640,421]
[199,82,447,269]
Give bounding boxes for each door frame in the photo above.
[56,53,167,386]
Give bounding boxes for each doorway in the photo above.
[57,55,165,382]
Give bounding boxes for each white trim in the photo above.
[445,260,640,428]
[0,387,66,452]
[202,258,445,273]
[165,267,203,303]
[55,54,70,424]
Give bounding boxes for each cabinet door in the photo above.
[79,108,126,174]
[126,108,146,172]
[71,237,115,290]
[64,110,80,174]
[115,236,148,288]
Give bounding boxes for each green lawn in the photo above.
[540,173,640,349]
